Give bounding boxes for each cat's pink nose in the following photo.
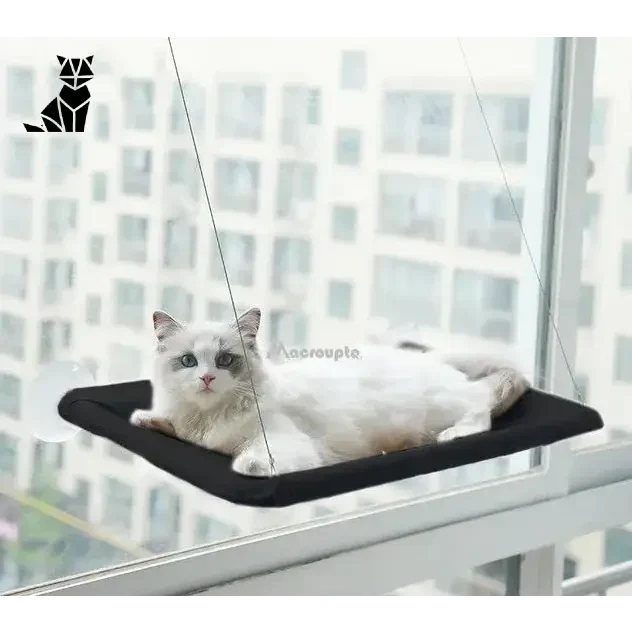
[200,374,215,386]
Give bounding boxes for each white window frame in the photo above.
[513,36,595,595]
[559,38,632,491]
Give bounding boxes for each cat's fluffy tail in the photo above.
[394,339,531,418]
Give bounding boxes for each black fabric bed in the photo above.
[58,380,603,507]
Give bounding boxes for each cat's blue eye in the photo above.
[181,353,197,368]
[216,353,233,368]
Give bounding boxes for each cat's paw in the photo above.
[130,410,175,436]
[130,409,153,427]
[231,453,274,478]
[436,427,459,443]
[437,416,491,443]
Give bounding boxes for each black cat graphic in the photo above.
[24,55,94,133]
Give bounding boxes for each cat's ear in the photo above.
[86,55,94,64]
[234,307,261,340]
[57,55,66,65]
[153,310,182,341]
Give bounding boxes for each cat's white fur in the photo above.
[130,308,530,477]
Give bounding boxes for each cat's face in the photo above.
[153,307,261,409]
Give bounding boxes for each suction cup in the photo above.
[24,360,96,443]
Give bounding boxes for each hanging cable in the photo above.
[457,38,585,405]
[167,37,276,474]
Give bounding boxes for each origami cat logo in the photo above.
[24,55,94,133]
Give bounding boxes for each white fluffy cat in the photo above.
[130,308,530,477]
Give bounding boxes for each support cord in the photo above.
[456,38,585,405]
[167,37,276,474]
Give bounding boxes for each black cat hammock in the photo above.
[56,377,603,508]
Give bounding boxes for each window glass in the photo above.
[0,37,548,593]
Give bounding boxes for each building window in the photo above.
[167,149,199,201]
[621,242,632,288]
[214,158,260,213]
[85,295,102,325]
[578,284,595,328]
[451,270,518,343]
[122,148,152,197]
[163,219,196,269]
[0,373,21,419]
[102,476,134,536]
[170,82,206,134]
[332,205,357,242]
[614,336,632,383]
[271,237,311,291]
[41,259,75,305]
[371,256,442,328]
[340,51,366,90]
[114,280,145,329]
[328,281,353,319]
[216,83,265,140]
[117,215,148,264]
[106,441,133,463]
[108,344,142,382]
[38,320,54,364]
[89,234,105,264]
[92,172,107,202]
[193,514,237,545]
[458,182,523,254]
[605,528,632,567]
[0,431,19,478]
[211,231,255,287]
[95,104,110,140]
[0,312,25,360]
[70,478,91,520]
[0,252,28,300]
[1,195,32,241]
[7,66,35,117]
[122,78,154,130]
[32,441,64,485]
[147,485,181,553]
[45,198,78,244]
[49,138,80,184]
[462,95,529,164]
[383,91,453,157]
[335,128,362,166]
[378,173,445,242]
[280,85,321,145]
[38,319,72,364]
[269,310,308,348]
[5,137,34,179]
[160,286,193,322]
[276,161,317,218]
